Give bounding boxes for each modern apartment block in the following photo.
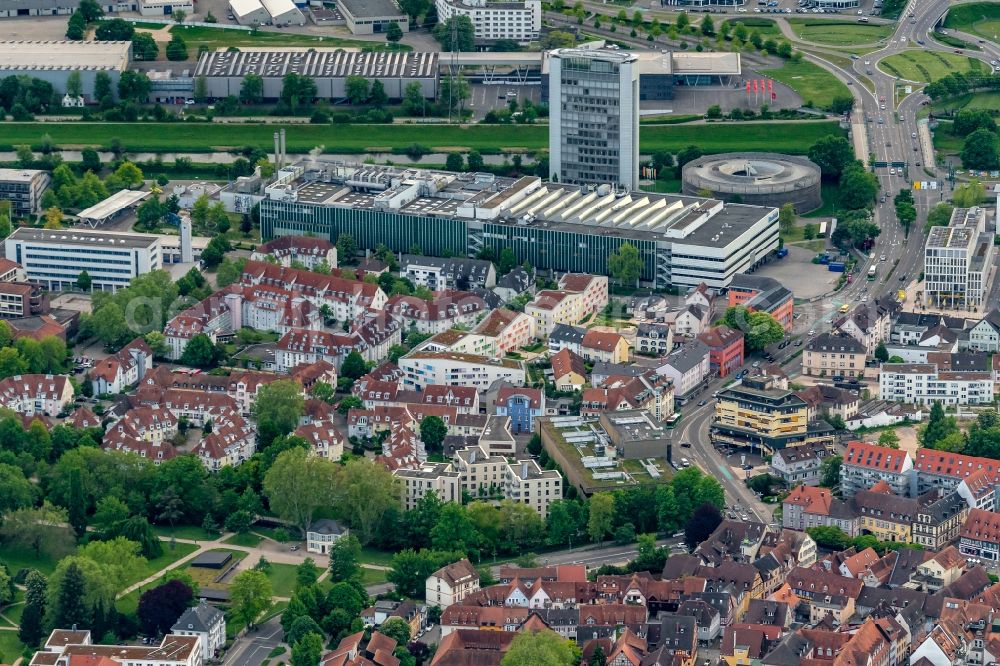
[878,362,994,406]
[548,48,640,191]
[4,228,161,292]
[434,0,540,43]
[0,168,50,216]
[923,207,995,310]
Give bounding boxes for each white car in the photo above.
[864,60,870,65]
[880,254,886,261]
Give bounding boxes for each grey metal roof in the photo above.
[171,601,224,634]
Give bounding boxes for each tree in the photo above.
[501,630,578,666]
[172,8,186,21]
[337,395,364,417]
[281,72,317,111]
[132,32,159,61]
[341,350,367,380]
[329,534,362,584]
[839,163,879,210]
[433,15,475,52]
[43,207,62,229]
[954,108,997,137]
[295,558,320,589]
[224,510,253,534]
[439,75,471,114]
[676,11,689,29]
[467,150,484,172]
[380,617,412,646]
[96,18,134,40]
[952,180,985,208]
[67,11,86,39]
[230,570,272,629]
[778,203,796,234]
[807,525,851,550]
[19,570,47,647]
[240,74,264,105]
[0,503,74,560]
[723,306,783,350]
[339,458,400,545]
[253,379,305,447]
[387,549,462,597]
[925,203,953,231]
[808,135,855,179]
[76,270,92,292]
[67,467,87,539]
[180,333,220,368]
[337,233,358,265]
[589,644,607,666]
[684,502,722,550]
[263,448,337,534]
[700,13,714,35]
[607,242,643,287]
[961,129,1000,170]
[874,341,889,363]
[345,76,370,105]
[109,161,144,189]
[878,430,900,449]
[819,455,842,488]
[922,401,960,449]
[94,71,113,102]
[420,416,448,454]
[0,463,35,514]
[386,21,404,43]
[137,579,193,636]
[445,152,465,172]
[674,145,703,178]
[291,632,323,666]
[117,71,151,103]
[370,80,388,108]
[588,493,614,543]
[52,561,89,629]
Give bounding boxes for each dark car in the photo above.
[697,399,707,406]
[680,442,692,448]
[899,274,907,281]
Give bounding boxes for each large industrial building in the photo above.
[435,0,540,44]
[0,0,116,17]
[0,41,131,102]
[548,48,640,192]
[194,49,438,100]
[257,160,779,291]
[5,228,162,292]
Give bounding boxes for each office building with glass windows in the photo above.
[4,228,161,292]
[547,48,640,191]
[258,161,779,291]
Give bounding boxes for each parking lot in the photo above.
[653,0,883,18]
[467,83,542,119]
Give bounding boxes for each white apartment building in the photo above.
[879,362,994,406]
[395,462,462,510]
[923,207,995,310]
[426,559,479,608]
[435,0,540,43]
[967,311,1000,353]
[548,48,640,191]
[398,351,525,392]
[5,227,161,292]
[452,445,562,517]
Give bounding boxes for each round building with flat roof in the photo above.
[681,152,822,213]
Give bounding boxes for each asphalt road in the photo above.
[224,616,283,666]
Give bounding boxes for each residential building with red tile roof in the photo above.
[782,485,859,536]
[579,329,630,364]
[550,348,587,392]
[66,406,101,430]
[103,405,178,464]
[0,373,74,417]
[557,273,608,316]
[472,308,535,355]
[957,468,997,512]
[581,371,674,423]
[960,508,1000,564]
[384,293,488,335]
[293,420,346,460]
[88,337,152,396]
[251,235,337,270]
[494,386,544,434]
[427,558,480,608]
[840,440,914,498]
[697,325,745,378]
[429,629,516,666]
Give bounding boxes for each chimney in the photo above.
[521,462,529,479]
[280,129,287,169]
[274,132,280,169]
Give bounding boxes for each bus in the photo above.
[867,266,877,281]
[839,303,851,313]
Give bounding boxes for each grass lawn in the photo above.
[263,563,299,598]
[359,547,395,567]
[642,177,683,194]
[0,632,24,663]
[151,524,220,541]
[2,592,24,625]
[223,533,263,548]
[762,59,852,110]
[129,542,199,584]
[162,24,407,52]
[252,525,295,542]
[879,50,982,83]
[802,183,841,218]
[787,19,892,45]
[0,121,843,156]
[944,2,1000,41]
[361,567,388,586]
[0,545,65,576]
[932,92,1000,115]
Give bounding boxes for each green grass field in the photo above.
[152,524,220,541]
[0,545,65,576]
[159,24,406,52]
[0,632,24,664]
[932,91,1000,114]
[263,563,299,598]
[131,542,199,584]
[880,50,982,82]
[787,19,892,45]
[223,533,263,548]
[944,2,1000,41]
[359,547,395,567]
[0,121,844,156]
[762,59,853,110]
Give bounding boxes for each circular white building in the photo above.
[682,152,822,212]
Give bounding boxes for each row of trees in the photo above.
[0,321,69,382]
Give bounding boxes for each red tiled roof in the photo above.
[844,441,910,473]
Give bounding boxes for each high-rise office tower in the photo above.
[548,48,640,191]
